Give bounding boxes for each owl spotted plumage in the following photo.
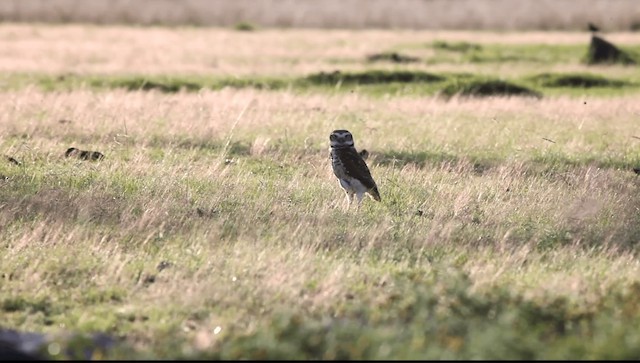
[329,130,381,206]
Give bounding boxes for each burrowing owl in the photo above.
[329,129,381,206]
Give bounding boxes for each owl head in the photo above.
[330,129,355,149]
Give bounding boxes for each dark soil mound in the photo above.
[586,35,636,65]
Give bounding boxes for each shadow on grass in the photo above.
[529,153,640,171]
[374,150,458,168]
[366,52,421,63]
[303,70,445,85]
[147,136,252,156]
[372,150,496,175]
[105,78,203,92]
[529,73,629,88]
[439,78,542,99]
[92,76,288,93]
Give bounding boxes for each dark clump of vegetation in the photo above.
[530,73,628,88]
[439,78,542,98]
[366,52,420,63]
[431,40,482,53]
[585,36,637,65]
[304,70,444,85]
[234,22,257,31]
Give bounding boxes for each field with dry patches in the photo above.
[1,24,640,359]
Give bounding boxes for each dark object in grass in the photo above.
[366,52,420,63]
[157,260,173,272]
[531,73,627,88]
[431,40,482,52]
[439,79,542,99]
[108,78,202,93]
[0,329,46,360]
[196,207,219,218]
[5,155,21,166]
[633,168,640,175]
[305,70,444,85]
[0,341,41,360]
[588,22,600,32]
[586,35,636,65]
[0,328,117,360]
[234,22,256,31]
[65,147,105,161]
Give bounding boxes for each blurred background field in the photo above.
[1,0,640,31]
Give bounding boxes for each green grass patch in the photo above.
[427,42,589,65]
[166,274,640,360]
[4,71,640,97]
[29,73,290,93]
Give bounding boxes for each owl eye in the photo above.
[330,135,336,141]
[345,134,352,140]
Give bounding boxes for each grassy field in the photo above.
[2,24,640,359]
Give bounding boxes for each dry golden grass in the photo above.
[1,24,640,76]
[3,88,640,156]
